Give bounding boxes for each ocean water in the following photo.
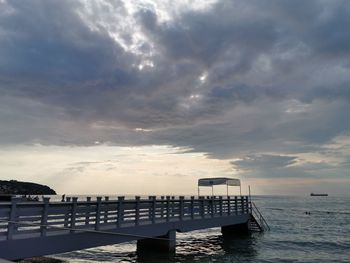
[52,196,350,263]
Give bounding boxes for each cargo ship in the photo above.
[310,193,328,196]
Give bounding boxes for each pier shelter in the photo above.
[198,177,241,196]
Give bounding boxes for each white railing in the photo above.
[0,195,250,240]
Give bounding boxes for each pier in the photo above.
[0,195,269,260]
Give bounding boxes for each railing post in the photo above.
[235,196,238,215]
[200,196,205,218]
[171,196,175,217]
[63,197,71,228]
[41,197,50,236]
[85,197,91,225]
[117,196,124,227]
[245,196,249,213]
[241,196,244,214]
[219,196,223,216]
[148,196,152,222]
[249,195,252,213]
[211,196,215,217]
[166,196,170,222]
[104,196,109,224]
[179,196,184,220]
[191,196,195,219]
[151,196,156,224]
[135,196,140,226]
[227,196,231,215]
[206,196,210,216]
[70,197,78,233]
[7,197,20,240]
[95,197,102,231]
[160,196,164,219]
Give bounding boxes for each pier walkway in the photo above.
[0,195,268,260]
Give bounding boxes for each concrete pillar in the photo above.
[137,230,176,253]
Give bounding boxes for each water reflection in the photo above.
[136,250,175,263]
[135,232,260,263]
[55,228,262,262]
[220,233,260,262]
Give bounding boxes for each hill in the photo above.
[0,180,56,195]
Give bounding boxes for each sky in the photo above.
[1,0,350,196]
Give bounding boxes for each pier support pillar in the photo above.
[221,222,249,236]
[137,230,176,253]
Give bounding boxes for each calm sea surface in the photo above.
[51,196,350,263]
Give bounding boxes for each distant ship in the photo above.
[310,193,328,196]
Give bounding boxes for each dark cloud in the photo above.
[232,154,298,170]
[231,153,350,180]
[1,0,350,180]
[0,1,127,81]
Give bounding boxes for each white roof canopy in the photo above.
[197,177,241,196]
[198,177,240,187]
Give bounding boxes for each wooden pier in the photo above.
[0,195,269,260]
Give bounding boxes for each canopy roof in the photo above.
[198,177,240,187]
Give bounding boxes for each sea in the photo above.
[50,196,350,263]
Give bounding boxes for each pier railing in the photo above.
[0,195,250,240]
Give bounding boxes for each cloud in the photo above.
[1,0,350,184]
[232,154,298,170]
[231,153,340,179]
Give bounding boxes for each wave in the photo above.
[265,207,350,215]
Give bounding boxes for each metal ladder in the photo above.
[249,201,270,232]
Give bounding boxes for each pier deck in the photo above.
[0,195,267,260]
